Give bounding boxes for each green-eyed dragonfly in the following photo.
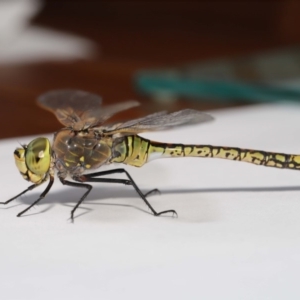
[2,90,300,220]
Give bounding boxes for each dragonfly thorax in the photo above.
[14,137,51,184]
[53,129,112,175]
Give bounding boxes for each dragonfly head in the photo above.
[14,137,52,184]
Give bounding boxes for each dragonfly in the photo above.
[1,90,300,220]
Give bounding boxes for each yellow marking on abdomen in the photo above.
[111,135,300,170]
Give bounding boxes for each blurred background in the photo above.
[1,0,300,138]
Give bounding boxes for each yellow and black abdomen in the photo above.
[112,135,151,167]
[112,135,182,167]
[111,135,300,170]
[53,130,112,172]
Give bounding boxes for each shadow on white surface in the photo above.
[2,183,300,221]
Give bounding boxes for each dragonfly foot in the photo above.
[16,206,33,217]
[154,209,178,218]
[70,211,76,223]
[144,188,161,197]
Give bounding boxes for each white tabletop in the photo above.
[1,103,300,300]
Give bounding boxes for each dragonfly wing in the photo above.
[38,90,139,130]
[38,90,102,129]
[98,101,140,126]
[104,109,213,135]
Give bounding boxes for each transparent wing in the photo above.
[104,109,213,135]
[38,90,139,130]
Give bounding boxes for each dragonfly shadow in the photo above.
[3,183,300,219]
[11,183,300,206]
[4,185,157,217]
[162,185,300,194]
[61,202,154,221]
[6,185,167,219]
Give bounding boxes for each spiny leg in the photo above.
[0,184,37,206]
[59,177,93,222]
[74,168,177,217]
[0,176,54,217]
[79,168,160,198]
[60,176,140,220]
[144,188,160,197]
[16,176,54,217]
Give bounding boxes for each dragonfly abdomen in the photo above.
[186,145,300,169]
[163,144,300,170]
[112,135,300,170]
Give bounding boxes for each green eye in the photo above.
[25,138,51,176]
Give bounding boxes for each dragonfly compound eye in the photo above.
[13,137,52,184]
[25,137,51,175]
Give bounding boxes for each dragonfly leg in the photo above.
[74,168,177,218]
[144,188,161,197]
[16,176,54,217]
[75,168,160,197]
[58,177,93,222]
[0,176,53,217]
[0,184,37,206]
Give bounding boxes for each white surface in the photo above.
[1,103,300,299]
[0,0,97,63]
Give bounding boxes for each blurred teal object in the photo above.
[134,47,300,103]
